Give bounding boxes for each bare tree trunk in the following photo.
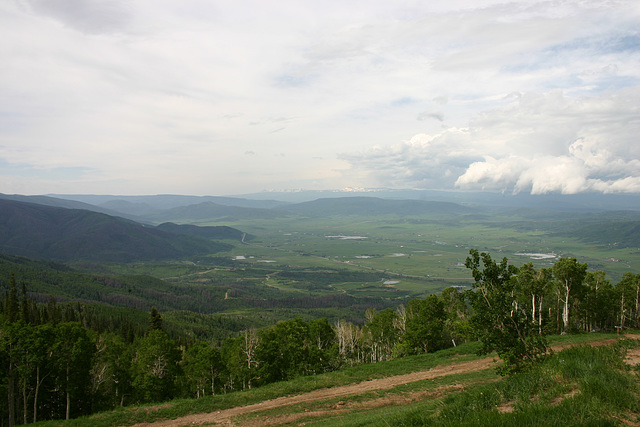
[621,293,626,329]
[8,358,15,427]
[22,380,29,425]
[538,296,543,335]
[66,366,71,420]
[33,367,40,423]
[635,283,640,328]
[562,282,570,334]
[531,294,536,325]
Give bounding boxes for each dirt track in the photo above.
[135,335,638,427]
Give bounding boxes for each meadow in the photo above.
[183,211,640,298]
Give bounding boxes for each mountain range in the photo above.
[0,198,237,262]
[1,190,639,263]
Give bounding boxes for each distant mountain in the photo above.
[156,222,250,241]
[147,201,287,222]
[97,199,158,217]
[0,193,126,217]
[555,219,640,249]
[232,189,640,212]
[280,197,474,217]
[48,194,289,212]
[0,199,233,262]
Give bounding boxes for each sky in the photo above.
[1,0,639,196]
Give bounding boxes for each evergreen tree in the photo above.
[7,273,19,323]
[148,307,163,332]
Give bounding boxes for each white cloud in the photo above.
[454,87,640,194]
[343,86,640,194]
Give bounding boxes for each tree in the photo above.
[130,329,180,403]
[362,308,401,363]
[182,341,224,398]
[578,271,616,332]
[258,318,315,383]
[617,273,640,329]
[439,287,472,345]
[552,257,587,334]
[53,322,95,420]
[402,295,447,354]
[148,307,163,331]
[515,263,551,334]
[307,318,338,372]
[15,323,55,424]
[6,273,19,323]
[91,332,132,410]
[465,249,548,375]
[221,328,261,391]
[333,319,362,365]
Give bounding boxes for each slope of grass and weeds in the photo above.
[35,333,638,427]
[34,340,486,427]
[312,338,640,427]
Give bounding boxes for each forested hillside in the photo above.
[2,252,639,424]
[0,199,235,262]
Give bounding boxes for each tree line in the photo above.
[1,253,640,425]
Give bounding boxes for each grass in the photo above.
[141,212,640,298]
[306,338,640,427]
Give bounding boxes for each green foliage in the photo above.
[181,341,225,398]
[54,322,95,419]
[148,307,163,331]
[91,332,132,411]
[130,330,181,403]
[363,308,402,363]
[618,272,640,329]
[402,295,447,354]
[465,249,548,375]
[553,257,588,334]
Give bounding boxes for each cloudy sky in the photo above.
[1,0,639,196]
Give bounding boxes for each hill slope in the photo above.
[0,199,233,262]
[147,201,286,222]
[281,197,474,217]
[70,334,638,427]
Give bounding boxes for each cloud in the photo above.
[21,0,131,34]
[417,111,445,122]
[1,1,639,195]
[340,129,478,188]
[343,86,640,194]
[455,87,640,194]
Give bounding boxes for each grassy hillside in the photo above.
[147,201,287,222]
[38,334,639,427]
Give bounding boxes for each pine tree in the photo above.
[148,307,163,332]
[7,273,19,323]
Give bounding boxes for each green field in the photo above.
[48,206,638,336]
[185,212,640,296]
